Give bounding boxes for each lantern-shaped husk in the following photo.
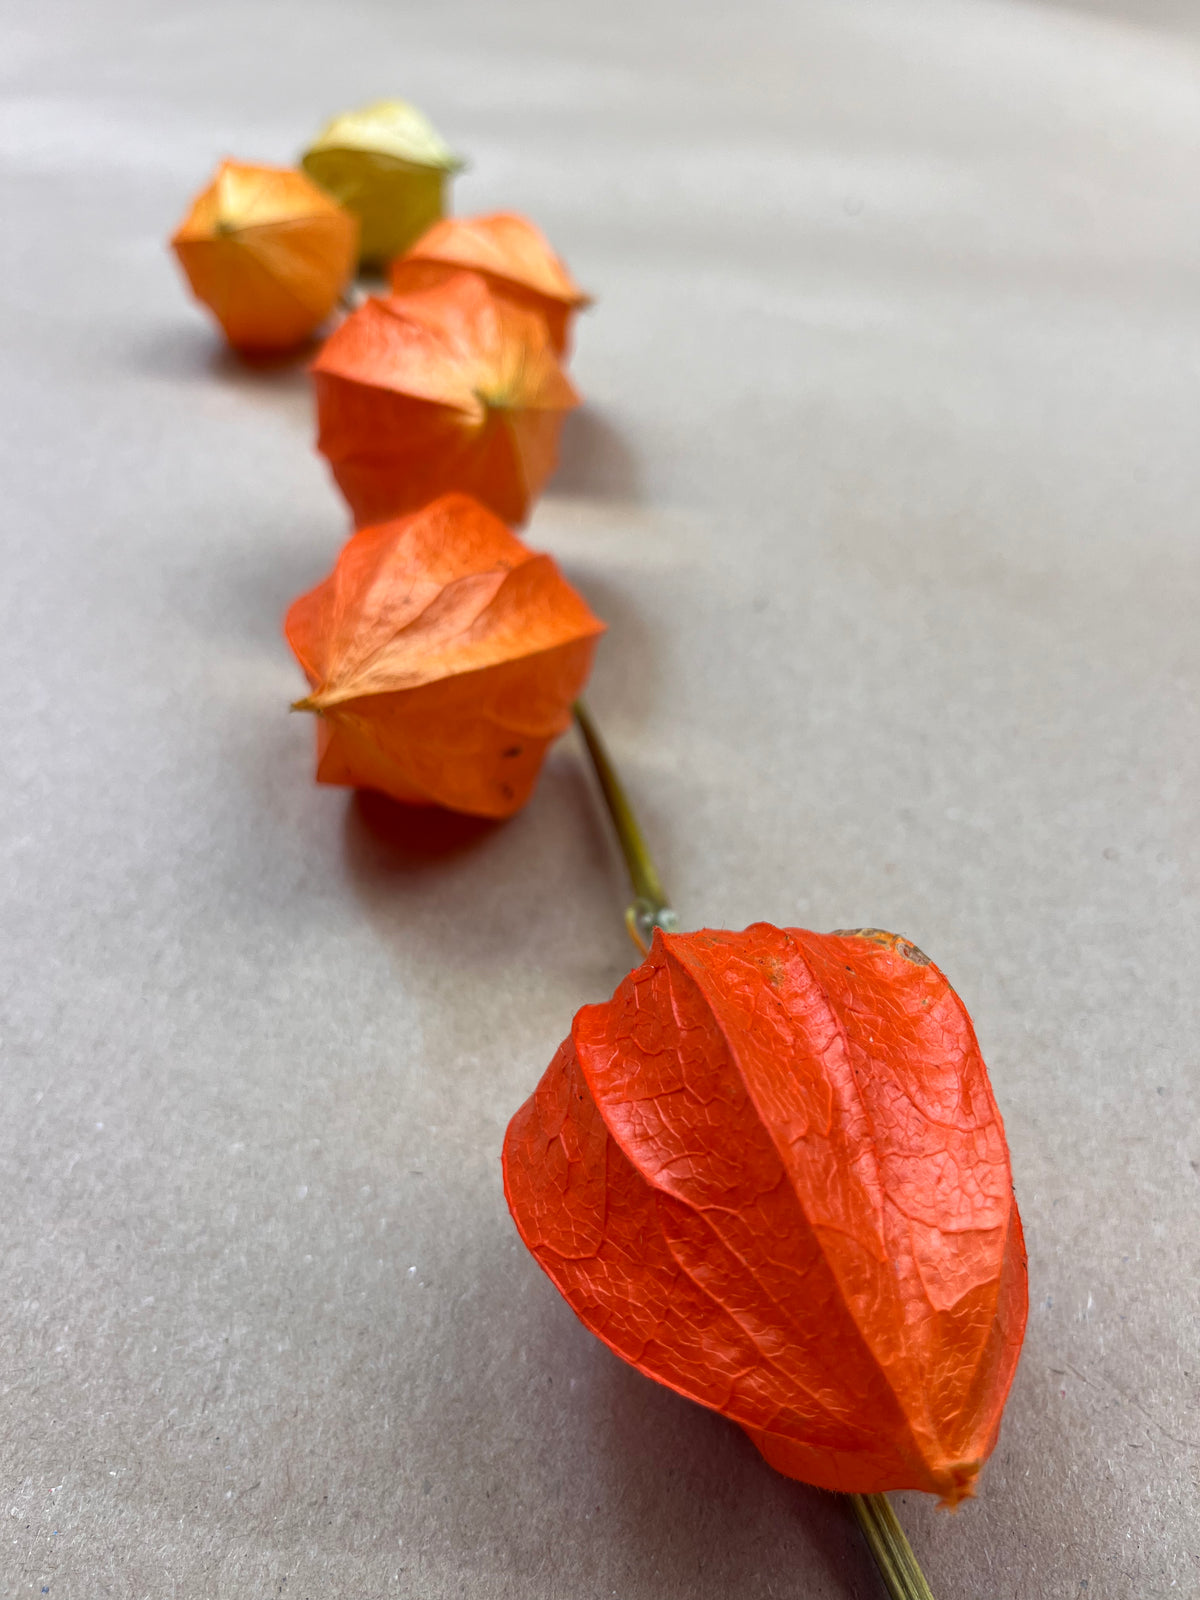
[171,159,358,352]
[312,271,580,529]
[301,99,463,269]
[504,923,1028,1505]
[285,493,605,818]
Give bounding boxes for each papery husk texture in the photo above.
[171,159,357,352]
[504,924,1028,1504]
[391,212,591,355]
[312,271,580,529]
[285,493,604,818]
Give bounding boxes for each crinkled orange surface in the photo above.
[312,271,580,529]
[390,212,590,354]
[503,923,1028,1502]
[285,493,604,818]
[170,159,357,351]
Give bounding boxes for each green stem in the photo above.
[572,699,939,1600]
[572,699,677,952]
[850,1495,939,1600]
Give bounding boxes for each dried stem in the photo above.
[850,1495,938,1600]
[572,696,940,1600]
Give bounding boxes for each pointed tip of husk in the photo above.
[291,694,321,714]
[934,1459,982,1509]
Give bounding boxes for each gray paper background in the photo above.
[2,0,1198,1594]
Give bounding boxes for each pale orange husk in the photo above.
[170,159,358,352]
[312,270,580,528]
[284,493,605,818]
[390,212,590,354]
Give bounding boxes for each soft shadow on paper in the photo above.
[590,1354,865,1597]
[340,749,621,983]
[477,1271,870,1598]
[348,789,500,866]
[551,405,641,502]
[136,321,317,421]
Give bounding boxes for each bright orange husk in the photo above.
[312,271,580,529]
[170,159,357,352]
[390,212,591,355]
[284,493,605,818]
[503,924,1028,1504]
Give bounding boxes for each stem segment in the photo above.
[572,696,940,1600]
[851,1495,938,1600]
[572,699,677,952]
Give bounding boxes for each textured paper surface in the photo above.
[2,0,1198,1595]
